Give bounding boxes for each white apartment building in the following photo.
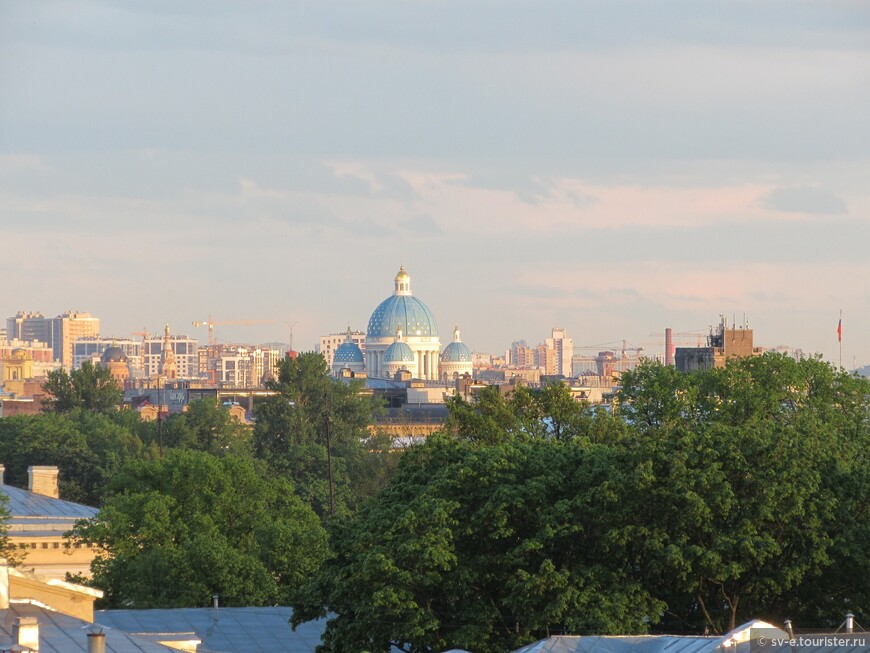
[143,333,198,378]
[546,327,574,377]
[319,330,366,369]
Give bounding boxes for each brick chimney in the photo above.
[28,466,59,499]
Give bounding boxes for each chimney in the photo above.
[27,466,59,499]
[87,631,106,653]
[0,464,5,485]
[13,617,39,652]
[665,328,674,367]
[846,611,855,634]
[0,558,9,609]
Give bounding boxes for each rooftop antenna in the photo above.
[285,321,298,352]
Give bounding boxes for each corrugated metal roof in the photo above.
[513,634,719,653]
[0,604,178,652]
[1,485,98,520]
[510,621,870,653]
[97,607,327,653]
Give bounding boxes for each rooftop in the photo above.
[97,607,327,653]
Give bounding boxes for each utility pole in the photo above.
[157,376,163,457]
[325,412,335,517]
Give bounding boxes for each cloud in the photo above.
[760,185,848,215]
[238,177,284,200]
[402,214,442,238]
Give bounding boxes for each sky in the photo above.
[2,1,869,366]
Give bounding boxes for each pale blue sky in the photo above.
[2,1,868,364]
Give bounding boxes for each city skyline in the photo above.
[2,2,868,366]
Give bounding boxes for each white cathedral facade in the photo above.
[330,266,473,383]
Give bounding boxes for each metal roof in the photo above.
[508,621,870,653]
[1,485,98,520]
[0,604,177,653]
[96,607,327,653]
[513,634,720,653]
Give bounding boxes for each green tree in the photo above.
[253,352,388,518]
[0,411,143,504]
[292,354,870,648]
[292,435,663,653]
[445,382,615,444]
[41,361,122,413]
[70,450,328,608]
[615,355,870,633]
[160,399,251,456]
[0,493,21,567]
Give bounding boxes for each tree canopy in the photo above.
[292,435,661,653]
[41,361,123,413]
[292,354,870,651]
[71,450,329,608]
[0,410,144,504]
[160,398,252,456]
[253,352,392,519]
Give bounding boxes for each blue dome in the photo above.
[441,341,472,363]
[367,295,438,339]
[384,340,416,363]
[334,341,364,364]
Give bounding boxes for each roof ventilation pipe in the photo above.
[87,630,105,653]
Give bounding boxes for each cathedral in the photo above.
[331,266,473,382]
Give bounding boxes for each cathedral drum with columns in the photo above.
[365,267,442,380]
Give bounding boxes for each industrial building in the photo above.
[675,316,761,372]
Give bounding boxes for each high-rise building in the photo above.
[252,346,284,385]
[54,312,100,369]
[6,311,100,369]
[545,327,574,377]
[534,344,556,374]
[6,312,53,348]
[508,340,535,368]
[143,329,198,378]
[73,337,143,374]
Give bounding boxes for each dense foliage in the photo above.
[41,361,123,413]
[254,352,395,519]
[70,450,328,608]
[0,352,388,610]
[292,355,870,652]
[0,411,145,504]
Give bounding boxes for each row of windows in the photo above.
[15,542,94,550]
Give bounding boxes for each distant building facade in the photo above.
[73,338,143,374]
[6,311,100,369]
[546,327,574,377]
[675,316,761,372]
[320,330,366,370]
[143,328,198,378]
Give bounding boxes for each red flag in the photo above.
[837,318,842,343]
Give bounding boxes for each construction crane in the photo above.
[131,327,150,342]
[648,330,709,348]
[574,340,644,358]
[191,315,276,348]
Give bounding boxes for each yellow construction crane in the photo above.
[191,315,276,347]
[131,327,150,342]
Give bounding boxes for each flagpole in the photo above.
[839,309,843,370]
